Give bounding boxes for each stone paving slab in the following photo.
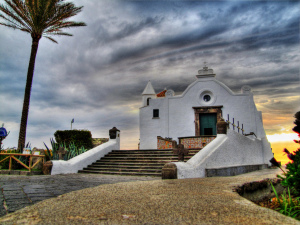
[0,168,299,225]
[0,173,160,217]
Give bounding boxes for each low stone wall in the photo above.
[157,136,176,149]
[178,136,216,149]
[206,164,268,177]
[235,178,284,203]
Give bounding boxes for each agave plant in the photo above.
[44,139,88,161]
[44,138,60,160]
[64,142,88,160]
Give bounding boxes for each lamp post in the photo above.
[71,118,74,130]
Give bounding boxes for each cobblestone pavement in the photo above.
[0,174,160,217]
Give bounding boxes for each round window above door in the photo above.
[203,95,211,102]
[199,89,216,105]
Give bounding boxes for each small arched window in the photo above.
[147,97,151,106]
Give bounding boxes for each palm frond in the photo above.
[0,2,31,31]
[45,32,72,36]
[44,36,58,43]
[0,15,26,31]
[44,21,85,34]
[4,0,33,31]
[45,3,85,29]
[0,0,86,43]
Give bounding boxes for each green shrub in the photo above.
[0,149,17,169]
[270,111,300,196]
[44,138,88,161]
[271,183,300,219]
[277,149,300,195]
[54,130,93,150]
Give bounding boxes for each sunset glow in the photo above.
[267,133,298,143]
[267,131,299,165]
[270,141,299,166]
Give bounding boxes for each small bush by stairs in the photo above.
[78,149,201,177]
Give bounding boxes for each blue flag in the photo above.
[71,118,74,123]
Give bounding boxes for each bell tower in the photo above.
[142,81,156,107]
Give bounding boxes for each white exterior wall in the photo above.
[140,77,267,149]
[140,98,167,149]
[51,131,120,175]
[173,129,273,179]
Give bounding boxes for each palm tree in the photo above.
[0,0,86,150]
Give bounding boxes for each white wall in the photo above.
[51,131,120,175]
[140,98,167,149]
[139,77,267,149]
[173,129,273,179]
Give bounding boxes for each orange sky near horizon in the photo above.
[270,140,299,165]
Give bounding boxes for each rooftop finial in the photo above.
[197,63,216,78]
[203,61,208,70]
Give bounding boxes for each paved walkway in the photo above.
[0,169,299,224]
[0,174,159,217]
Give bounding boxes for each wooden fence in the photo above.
[0,153,45,171]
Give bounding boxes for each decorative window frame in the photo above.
[193,106,223,136]
[198,89,217,106]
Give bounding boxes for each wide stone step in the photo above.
[95,160,185,164]
[111,149,171,152]
[92,162,167,166]
[106,150,200,155]
[106,153,198,156]
[84,167,162,172]
[109,149,200,154]
[87,165,163,169]
[98,156,192,160]
[106,153,176,157]
[109,151,172,154]
[78,170,161,177]
[104,153,195,158]
[78,148,201,176]
[95,158,190,162]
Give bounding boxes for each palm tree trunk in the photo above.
[18,37,40,151]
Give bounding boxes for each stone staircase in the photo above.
[78,149,201,177]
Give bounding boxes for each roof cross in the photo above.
[203,61,208,70]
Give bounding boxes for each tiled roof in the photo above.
[157,90,167,97]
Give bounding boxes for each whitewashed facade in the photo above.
[139,66,269,150]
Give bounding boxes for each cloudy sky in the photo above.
[0,0,299,162]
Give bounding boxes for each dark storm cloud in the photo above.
[87,16,164,47]
[108,2,299,67]
[221,66,299,88]
[260,98,300,115]
[111,17,164,41]
[254,86,300,98]
[1,0,299,148]
[237,26,299,51]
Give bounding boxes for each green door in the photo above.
[199,113,217,135]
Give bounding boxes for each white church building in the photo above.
[49,65,273,179]
[139,66,273,178]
